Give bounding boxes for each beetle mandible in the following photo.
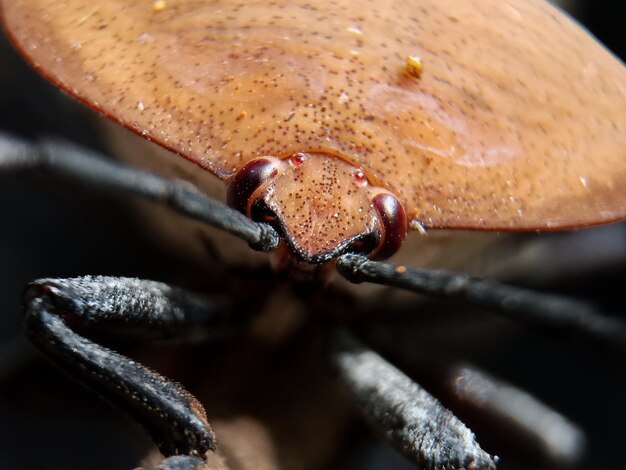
[1,0,625,469]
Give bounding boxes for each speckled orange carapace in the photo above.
[2,0,626,236]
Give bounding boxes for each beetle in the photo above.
[0,0,625,469]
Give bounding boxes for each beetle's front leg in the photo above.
[138,455,206,470]
[23,276,245,468]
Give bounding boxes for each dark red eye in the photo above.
[370,192,407,260]
[227,157,281,215]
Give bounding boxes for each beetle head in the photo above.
[228,152,407,265]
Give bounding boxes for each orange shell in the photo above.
[1,0,625,231]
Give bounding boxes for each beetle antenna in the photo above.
[0,133,280,252]
[336,253,626,359]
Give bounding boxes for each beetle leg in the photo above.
[337,254,626,359]
[22,276,250,461]
[446,365,585,466]
[360,325,586,467]
[329,329,497,470]
[135,455,205,470]
[0,132,279,252]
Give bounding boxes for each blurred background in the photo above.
[0,1,625,469]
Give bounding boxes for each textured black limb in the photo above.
[360,327,586,467]
[329,329,497,470]
[337,254,626,358]
[136,455,205,470]
[21,276,239,460]
[449,365,585,466]
[0,132,279,252]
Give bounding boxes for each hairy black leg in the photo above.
[448,365,585,466]
[358,324,586,467]
[22,276,248,460]
[337,254,626,359]
[136,455,205,470]
[329,329,497,470]
[0,132,279,252]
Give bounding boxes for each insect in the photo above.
[1,0,625,469]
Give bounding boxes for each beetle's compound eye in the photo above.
[342,188,407,260]
[369,190,407,260]
[227,157,282,215]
